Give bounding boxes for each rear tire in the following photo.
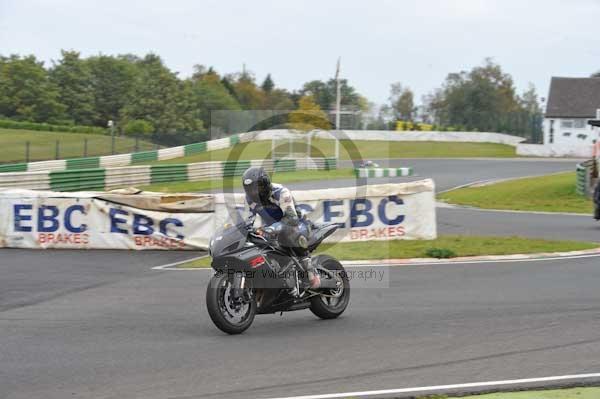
[309,255,350,319]
[206,273,256,335]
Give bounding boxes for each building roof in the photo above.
[545,77,600,118]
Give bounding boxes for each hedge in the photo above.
[0,119,107,135]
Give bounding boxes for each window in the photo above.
[560,119,573,128]
[563,132,571,137]
[562,119,587,129]
[549,120,554,143]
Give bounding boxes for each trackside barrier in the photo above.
[0,179,436,250]
[0,158,337,192]
[576,159,597,197]
[355,168,413,178]
[0,129,527,174]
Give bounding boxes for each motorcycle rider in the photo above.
[241,166,320,289]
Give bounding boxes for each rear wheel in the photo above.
[206,272,256,334]
[309,255,350,319]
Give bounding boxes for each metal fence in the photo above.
[3,136,159,165]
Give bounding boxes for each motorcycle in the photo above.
[206,220,350,334]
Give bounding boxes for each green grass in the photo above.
[176,235,598,268]
[440,172,593,214]
[446,387,600,398]
[0,128,157,163]
[141,168,355,192]
[152,139,516,165]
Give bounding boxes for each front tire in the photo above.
[310,255,350,319]
[206,272,256,334]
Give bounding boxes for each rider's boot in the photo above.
[301,257,320,289]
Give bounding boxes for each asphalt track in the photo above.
[2,158,600,399]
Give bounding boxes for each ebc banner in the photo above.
[0,190,214,250]
[213,179,437,243]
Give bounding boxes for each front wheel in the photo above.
[206,272,256,334]
[309,255,350,319]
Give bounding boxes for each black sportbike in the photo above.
[206,220,350,334]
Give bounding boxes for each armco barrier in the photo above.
[355,167,413,178]
[0,129,527,174]
[0,157,337,192]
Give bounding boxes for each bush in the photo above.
[124,119,154,137]
[424,248,457,259]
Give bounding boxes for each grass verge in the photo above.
[141,168,355,192]
[175,235,598,268]
[0,128,157,163]
[440,172,593,214]
[444,386,600,398]
[151,140,516,165]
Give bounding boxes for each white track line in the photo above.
[265,373,600,399]
[153,251,600,271]
[151,255,207,270]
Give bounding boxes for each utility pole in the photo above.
[335,57,341,130]
[334,57,341,160]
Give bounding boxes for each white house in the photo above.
[518,77,600,157]
[543,77,600,147]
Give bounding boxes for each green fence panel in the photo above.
[184,142,207,156]
[576,167,587,196]
[49,169,106,192]
[274,159,296,172]
[324,157,337,170]
[150,164,188,184]
[0,163,27,173]
[222,160,251,177]
[131,150,158,164]
[66,157,100,170]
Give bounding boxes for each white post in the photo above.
[307,131,312,160]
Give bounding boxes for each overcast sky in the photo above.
[1,0,599,105]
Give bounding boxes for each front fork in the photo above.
[230,272,249,302]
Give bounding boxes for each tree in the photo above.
[87,54,138,126]
[0,55,66,122]
[425,59,525,134]
[188,70,241,128]
[120,54,202,143]
[299,78,365,111]
[288,95,331,131]
[232,73,266,109]
[261,73,275,93]
[264,88,294,110]
[389,82,415,121]
[49,50,98,125]
[518,83,544,142]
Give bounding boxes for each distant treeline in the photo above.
[0,52,544,144]
[0,51,366,145]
